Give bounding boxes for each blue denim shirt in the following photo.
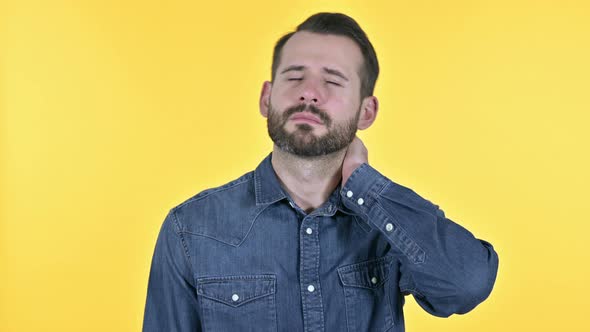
[143,152,498,332]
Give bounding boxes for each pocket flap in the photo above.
[338,256,393,289]
[196,274,276,307]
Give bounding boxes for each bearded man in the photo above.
[142,12,499,332]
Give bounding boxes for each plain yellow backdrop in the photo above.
[2,0,589,331]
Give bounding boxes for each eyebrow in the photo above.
[280,65,349,82]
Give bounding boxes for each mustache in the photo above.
[283,104,331,126]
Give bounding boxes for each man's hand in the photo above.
[342,136,368,187]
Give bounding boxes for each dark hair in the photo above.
[271,12,379,100]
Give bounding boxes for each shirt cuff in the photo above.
[340,163,389,217]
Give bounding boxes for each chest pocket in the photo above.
[197,274,277,332]
[338,256,395,332]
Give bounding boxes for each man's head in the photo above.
[260,12,380,157]
[272,12,379,101]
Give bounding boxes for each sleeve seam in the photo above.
[170,208,197,284]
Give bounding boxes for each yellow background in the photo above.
[2,0,589,331]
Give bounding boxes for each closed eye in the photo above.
[327,81,341,86]
[287,78,302,81]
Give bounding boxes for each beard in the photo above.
[267,102,360,157]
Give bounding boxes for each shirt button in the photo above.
[346,190,353,198]
[307,285,315,292]
[306,227,313,235]
[357,198,364,205]
[232,294,239,302]
[371,277,378,284]
[385,223,394,232]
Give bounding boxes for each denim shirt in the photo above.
[142,152,499,332]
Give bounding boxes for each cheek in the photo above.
[270,86,293,108]
[329,93,359,117]
[274,83,294,98]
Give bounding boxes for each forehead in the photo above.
[279,31,363,79]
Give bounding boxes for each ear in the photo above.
[259,81,272,118]
[357,96,379,130]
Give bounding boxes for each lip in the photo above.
[290,113,323,125]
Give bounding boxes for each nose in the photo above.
[300,95,318,104]
[298,80,322,104]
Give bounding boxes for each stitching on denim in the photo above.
[384,277,396,328]
[377,180,391,196]
[370,173,390,199]
[170,208,197,279]
[342,285,352,332]
[273,290,279,331]
[178,231,240,247]
[196,276,276,306]
[374,202,426,265]
[337,256,395,289]
[341,163,362,193]
[179,204,272,247]
[197,274,276,282]
[338,256,396,330]
[338,255,394,273]
[200,297,209,332]
[255,168,262,202]
[341,163,367,194]
[254,166,286,204]
[177,172,254,209]
[175,203,269,247]
[378,186,439,218]
[198,290,275,307]
[353,215,371,234]
[233,204,272,246]
[342,163,387,197]
[314,222,325,331]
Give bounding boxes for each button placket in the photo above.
[299,215,325,330]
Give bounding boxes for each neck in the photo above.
[270,144,346,214]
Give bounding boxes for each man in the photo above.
[142,12,499,332]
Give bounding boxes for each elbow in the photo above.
[455,246,500,315]
[413,240,500,318]
[426,246,500,317]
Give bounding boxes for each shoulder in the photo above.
[166,170,259,246]
[177,171,255,209]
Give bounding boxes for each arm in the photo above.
[341,162,499,317]
[142,209,202,331]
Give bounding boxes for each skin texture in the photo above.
[259,31,379,213]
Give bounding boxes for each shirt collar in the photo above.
[253,151,357,216]
[254,152,288,205]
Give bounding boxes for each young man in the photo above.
[142,12,499,332]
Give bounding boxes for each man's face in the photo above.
[266,31,365,157]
